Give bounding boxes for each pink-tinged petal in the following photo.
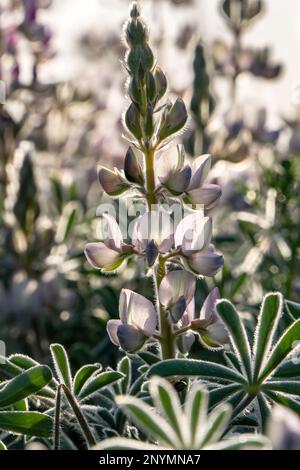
[177,332,195,354]
[207,322,228,345]
[155,148,177,184]
[119,289,131,324]
[187,184,222,210]
[132,211,174,254]
[106,319,122,346]
[117,324,146,352]
[97,166,129,196]
[84,243,122,271]
[101,214,123,252]
[188,154,212,191]
[199,287,220,322]
[159,270,196,307]
[175,214,212,255]
[119,289,157,336]
[188,245,224,276]
[179,299,195,328]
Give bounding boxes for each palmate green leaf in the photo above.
[0,441,7,450]
[0,411,53,437]
[148,359,246,384]
[274,359,300,379]
[78,371,124,400]
[95,437,163,450]
[186,384,207,448]
[73,364,101,397]
[264,390,300,415]
[286,300,300,320]
[9,354,56,400]
[138,351,160,365]
[207,435,270,450]
[263,381,300,397]
[208,384,242,409]
[9,354,39,370]
[0,366,52,408]
[215,300,252,380]
[50,344,73,390]
[115,395,180,448]
[258,319,300,383]
[0,358,22,381]
[118,357,131,394]
[253,293,283,380]
[257,394,271,432]
[150,377,185,447]
[198,404,231,448]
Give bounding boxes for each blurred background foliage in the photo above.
[0,0,300,368]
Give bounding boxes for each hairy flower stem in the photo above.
[143,139,175,359]
[53,385,62,450]
[61,384,96,449]
[144,146,156,208]
[155,257,175,360]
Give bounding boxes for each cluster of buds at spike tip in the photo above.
[123,2,187,149]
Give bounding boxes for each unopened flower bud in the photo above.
[124,147,144,185]
[145,103,154,138]
[129,76,143,107]
[154,66,168,102]
[163,165,191,195]
[146,71,156,103]
[130,2,141,19]
[158,98,188,141]
[98,166,130,196]
[125,103,143,140]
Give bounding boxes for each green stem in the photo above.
[143,139,175,359]
[155,257,175,360]
[144,146,156,209]
[62,384,96,449]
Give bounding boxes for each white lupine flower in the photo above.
[192,288,228,347]
[159,270,196,308]
[85,214,131,271]
[132,210,174,254]
[174,213,212,255]
[268,406,300,450]
[187,244,224,277]
[106,289,157,352]
[185,154,222,209]
[174,213,223,276]
[156,146,191,195]
[159,270,196,323]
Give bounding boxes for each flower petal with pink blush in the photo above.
[188,154,212,191]
[101,214,123,252]
[175,214,212,255]
[119,289,157,336]
[132,211,174,254]
[106,319,122,346]
[179,299,195,328]
[188,244,224,276]
[159,270,196,307]
[187,184,222,209]
[84,242,123,271]
[207,322,228,345]
[199,287,220,322]
[116,324,146,352]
